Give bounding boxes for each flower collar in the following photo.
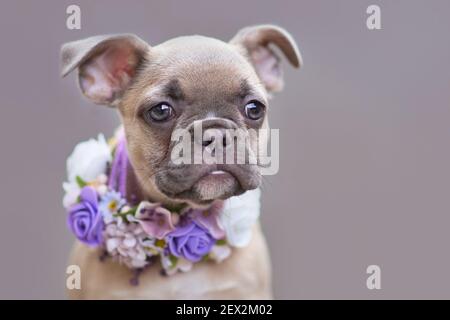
[63,130,261,277]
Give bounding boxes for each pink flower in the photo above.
[103,221,150,269]
[185,201,225,239]
[133,201,175,239]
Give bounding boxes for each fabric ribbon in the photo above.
[108,134,129,197]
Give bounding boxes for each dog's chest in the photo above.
[68,224,272,299]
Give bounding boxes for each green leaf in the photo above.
[169,255,178,266]
[167,203,185,213]
[216,239,227,246]
[112,206,138,222]
[75,175,87,188]
[125,207,137,216]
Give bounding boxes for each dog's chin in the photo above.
[154,165,261,206]
[175,170,244,205]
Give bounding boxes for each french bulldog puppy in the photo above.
[61,25,301,299]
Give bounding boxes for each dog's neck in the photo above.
[64,131,262,274]
[123,163,190,210]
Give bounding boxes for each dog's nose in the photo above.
[201,128,228,148]
[190,118,237,149]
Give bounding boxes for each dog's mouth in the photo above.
[173,166,244,204]
[155,164,260,205]
[183,169,242,201]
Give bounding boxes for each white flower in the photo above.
[96,184,108,196]
[66,134,112,184]
[62,181,80,208]
[62,134,112,208]
[139,237,164,256]
[209,244,231,263]
[161,254,193,276]
[98,190,126,224]
[219,188,261,248]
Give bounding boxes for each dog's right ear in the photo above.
[61,34,149,106]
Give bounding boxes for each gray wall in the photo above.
[0,0,449,299]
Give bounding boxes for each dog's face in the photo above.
[61,25,301,206]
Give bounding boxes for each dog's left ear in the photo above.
[230,25,302,93]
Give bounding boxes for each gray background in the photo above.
[0,0,449,299]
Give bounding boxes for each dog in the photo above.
[61,24,301,299]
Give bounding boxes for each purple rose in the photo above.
[167,220,215,262]
[67,186,103,247]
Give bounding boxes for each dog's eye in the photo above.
[145,103,174,122]
[244,100,265,120]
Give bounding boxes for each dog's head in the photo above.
[61,25,301,206]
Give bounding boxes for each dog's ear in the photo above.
[61,34,149,106]
[230,25,302,93]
